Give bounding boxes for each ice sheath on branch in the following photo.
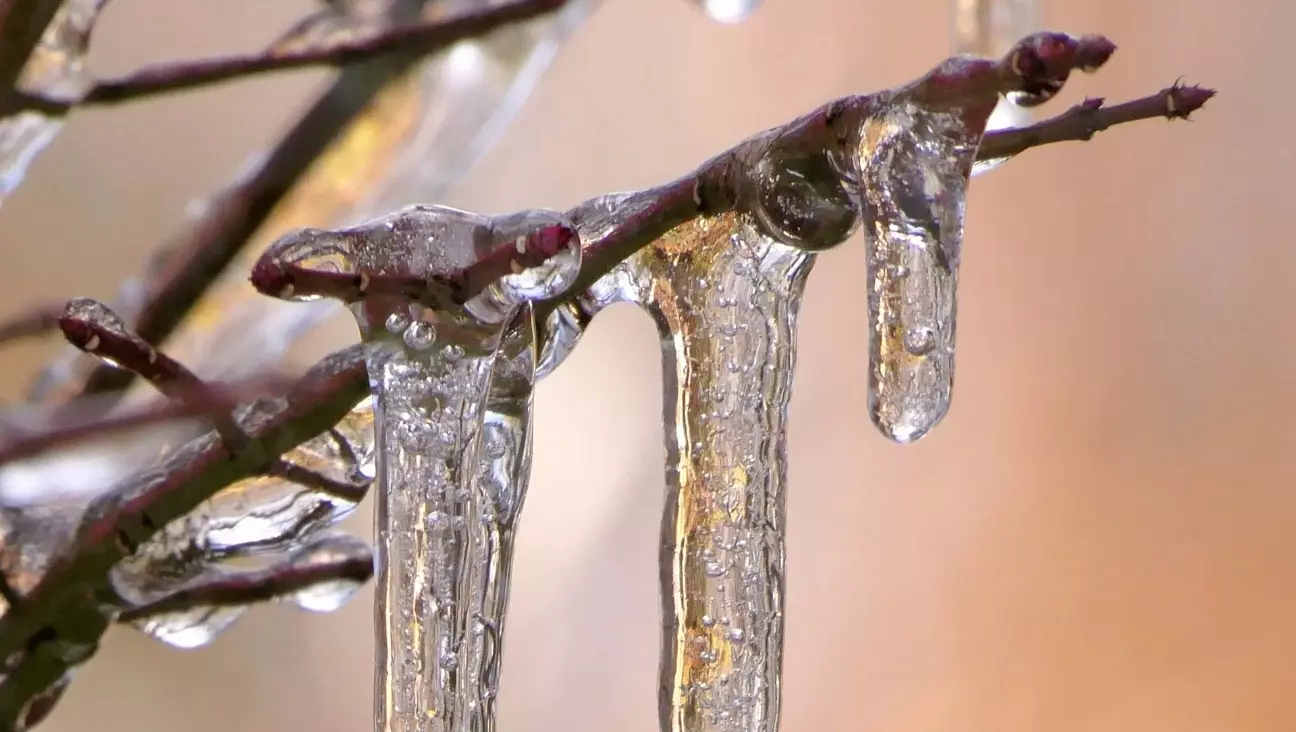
[250,29,1213,732]
[256,207,583,731]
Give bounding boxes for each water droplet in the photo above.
[133,606,247,649]
[292,579,363,613]
[403,320,436,350]
[386,310,412,333]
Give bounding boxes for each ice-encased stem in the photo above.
[366,306,536,732]
[625,213,812,732]
[950,0,1043,174]
[852,100,982,442]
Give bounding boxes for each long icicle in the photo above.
[256,203,581,732]
[635,215,812,732]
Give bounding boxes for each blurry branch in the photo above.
[15,0,569,112]
[68,0,570,401]
[0,0,62,100]
[0,304,61,346]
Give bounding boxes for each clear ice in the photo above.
[260,204,579,732]
[686,0,763,24]
[567,129,859,731]
[109,400,375,647]
[0,0,108,210]
[846,93,988,442]
[950,0,1042,174]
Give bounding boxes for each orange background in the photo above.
[0,0,1289,730]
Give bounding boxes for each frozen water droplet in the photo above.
[402,320,436,350]
[134,605,247,649]
[536,302,587,379]
[689,0,763,24]
[385,310,412,333]
[287,533,371,612]
[438,652,459,670]
[466,210,583,323]
[849,99,986,442]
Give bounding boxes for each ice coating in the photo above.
[260,205,569,731]
[116,534,372,648]
[0,0,108,209]
[687,0,764,24]
[848,97,987,442]
[602,211,813,732]
[950,0,1043,174]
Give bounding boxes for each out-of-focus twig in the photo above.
[16,0,569,112]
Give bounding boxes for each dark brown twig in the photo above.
[16,0,568,112]
[58,298,248,449]
[976,82,1215,160]
[117,538,373,623]
[0,378,287,469]
[248,222,579,307]
[268,460,369,503]
[0,304,62,346]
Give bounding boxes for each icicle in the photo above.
[950,0,1042,174]
[260,204,578,732]
[621,213,811,732]
[846,89,990,442]
[686,0,763,24]
[0,0,109,209]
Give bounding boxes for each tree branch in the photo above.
[116,536,373,623]
[0,304,61,346]
[0,345,369,729]
[16,0,569,112]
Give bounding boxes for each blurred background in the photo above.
[0,0,1289,730]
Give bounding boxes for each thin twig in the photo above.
[269,460,369,503]
[58,298,248,449]
[117,539,373,622]
[0,378,287,468]
[248,222,579,307]
[16,0,568,112]
[0,346,369,728]
[0,304,61,346]
[976,82,1216,160]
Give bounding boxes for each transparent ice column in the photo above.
[847,95,987,442]
[569,137,856,731]
[259,204,579,732]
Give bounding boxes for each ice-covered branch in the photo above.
[116,534,374,624]
[0,345,369,730]
[15,0,570,113]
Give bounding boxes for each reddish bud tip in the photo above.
[57,316,95,348]
[1076,34,1117,72]
[527,223,578,260]
[250,259,293,298]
